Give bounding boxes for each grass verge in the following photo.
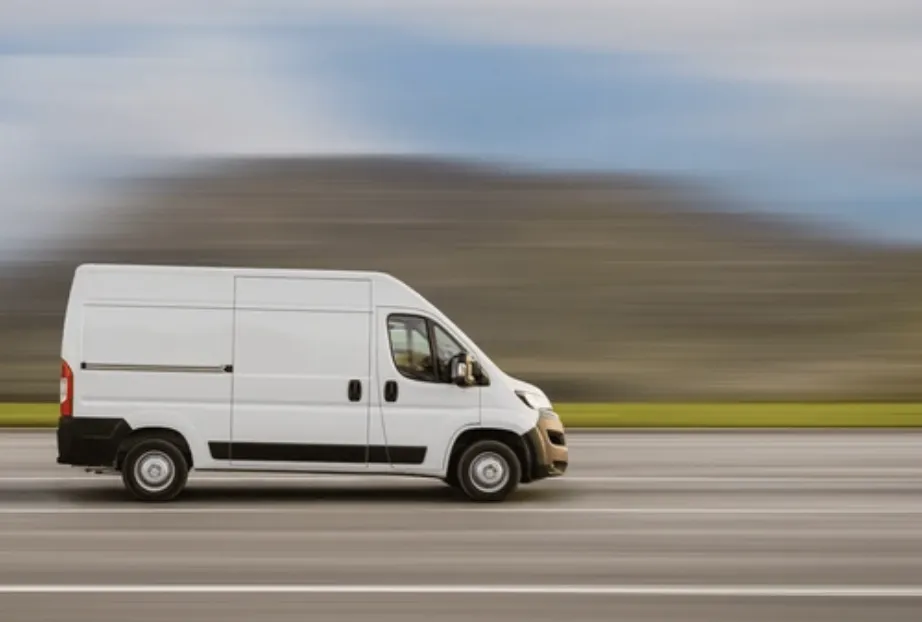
[3,402,922,428]
[556,403,922,428]
[0,403,59,428]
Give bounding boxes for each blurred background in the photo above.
[3,0,922,405]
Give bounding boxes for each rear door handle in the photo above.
[384,380,398,403]
[348,379,362,402]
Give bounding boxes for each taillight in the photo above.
[60,360,74,417]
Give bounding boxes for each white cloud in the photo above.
[3,1,920,137]
[0,29,398,257]
[0,33,387,157]
[0,123,78,259]
[355,1,922,110]
[3,1,919,163]
[2,0,920,97]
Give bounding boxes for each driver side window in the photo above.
[387,315,467,384]
[387,315,437,382]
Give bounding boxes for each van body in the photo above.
[56,264,568,502]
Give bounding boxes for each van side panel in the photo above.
[65,266,235,469]
[228,276,372,470]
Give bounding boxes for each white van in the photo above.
[56,264,568,502]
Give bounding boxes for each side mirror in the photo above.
[450,353,475,387]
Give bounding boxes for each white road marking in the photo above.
[2,527,920,539]
[1,506,922,516]
[0,584,920,597]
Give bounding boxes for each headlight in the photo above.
[515,390,552,410]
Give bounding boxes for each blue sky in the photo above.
[1,1,921,256]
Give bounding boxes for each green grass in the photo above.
[0,403,59,428]
[555,403,922,428]
[4,402,922,428]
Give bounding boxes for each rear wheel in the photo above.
[121,438,189,502]
[457,440,521,503]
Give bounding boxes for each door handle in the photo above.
[348,379,362,402]
[384,380,398,403]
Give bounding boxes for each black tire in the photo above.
[120,437,189,503]
[457,440,521,503]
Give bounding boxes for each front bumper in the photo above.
[523,411,569,481]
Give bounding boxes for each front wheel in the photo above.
[120,438,189,502]
[457,440,521,503]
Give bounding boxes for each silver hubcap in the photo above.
[134,451,175,493]
[469,452,509,493]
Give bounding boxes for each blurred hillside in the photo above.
[3,156,922,402]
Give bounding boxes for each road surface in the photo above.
[0,430,920,621]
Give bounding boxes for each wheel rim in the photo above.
[468,451,510,493]
[133,450,175,493]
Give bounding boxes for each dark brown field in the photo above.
[3,156,922,402]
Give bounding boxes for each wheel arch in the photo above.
[116,427,194,471]
[445,427,535,484]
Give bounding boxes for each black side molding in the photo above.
[209,442,427,465]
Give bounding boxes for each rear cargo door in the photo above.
[226,275,372,470]
[76,268,235,469]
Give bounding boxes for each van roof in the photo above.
[76,263,398,281]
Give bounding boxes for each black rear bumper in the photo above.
[57,416,132,467]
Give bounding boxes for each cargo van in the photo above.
[56,264,568,502]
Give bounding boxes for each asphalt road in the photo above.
[0,430,921,621]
